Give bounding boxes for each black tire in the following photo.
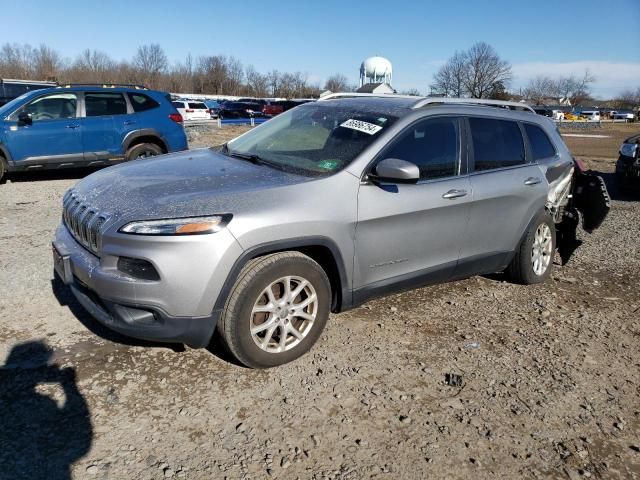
[507,211,556,285]
[0,157,6,184]
[218,251,331,368]
[125,143,163,161]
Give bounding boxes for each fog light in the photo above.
[117,257,160,281]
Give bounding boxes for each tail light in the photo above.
[573,157,587,172]
[169,113,183,123]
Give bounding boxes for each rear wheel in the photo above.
[0,156,7,184]
[218,252,331,368]
[125,142,163,161]
[507,211,556,284]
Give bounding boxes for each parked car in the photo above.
[0,78,56,107]
[218,101,264,118]
[612,110,635,122]
[204,100,221,118]
[172,100,210,121]
[262,101,285,117]
[579,110,601,121]
[616,134,640,189]
[0,85,187,182]
[53,95,609,368]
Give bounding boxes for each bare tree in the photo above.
[0,43,34,78]
[463,42,511,98]
[324,73,349,92]
[245,65,269,97]
[523,76,556,105]
[554,70,595,105]
[613,87,640,109]
[430,51,467,97]
[32,44,62,81]
[133,44,168,87]
[400,88,421,96]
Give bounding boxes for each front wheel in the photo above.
[507,212,556,284]
[218,252,331,368]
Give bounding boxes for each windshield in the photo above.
[0,89,44,118]
[226,104,397,175]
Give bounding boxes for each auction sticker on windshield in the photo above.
[340,119,383,135]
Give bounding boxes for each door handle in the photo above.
[442,189,468,199]
[65,124,80,129]
[524,177,542,186]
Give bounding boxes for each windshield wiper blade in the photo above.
[225,149,270,166]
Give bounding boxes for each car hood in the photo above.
[70,148,314,222]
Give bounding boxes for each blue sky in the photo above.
[3,0,639,97]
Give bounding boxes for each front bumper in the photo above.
[53,223,243,347]
[616,155,640,183]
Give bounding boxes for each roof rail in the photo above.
[412,97,535,113]
[0,78,57,85]
[56,83,148,90]
[318,92,419,101]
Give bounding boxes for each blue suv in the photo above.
[0,84,188,182]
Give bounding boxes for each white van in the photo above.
[171,100,210,121]
[580,110,601,121]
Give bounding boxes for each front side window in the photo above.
[85,92,127,117]
[524,123,556,160]
[13,93,78,121]
[379,117,460,180]
[129,93,159,112]
[226,104,397,176]
[469,117,525,171]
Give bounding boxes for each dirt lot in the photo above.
[1,123,639,479]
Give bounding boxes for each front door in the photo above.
[5,92,82,164]
[354,116,471,295]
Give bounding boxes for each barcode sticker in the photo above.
[340,119,383,135]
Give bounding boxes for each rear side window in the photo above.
[129,93,159,112]
[469,117,525,171]
[188,102,207,109]
[172,101,184,109]
[381,117,460,180]
[85,92,127,116]
[524,123,556,160]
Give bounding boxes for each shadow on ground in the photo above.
[50,276,242,366]
[596,171,640,202]
[0,341,92,480]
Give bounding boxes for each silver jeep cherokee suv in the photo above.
[53,94,609,368]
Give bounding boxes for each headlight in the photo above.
[119,215,231,235]
[621,143,637,158]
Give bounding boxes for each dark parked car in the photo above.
[616,133,640,189]
[218,101,265,118]
[0,78,56,107]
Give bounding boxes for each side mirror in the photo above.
[17,111,32,127]
[370,158,420,184]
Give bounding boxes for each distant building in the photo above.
[356,82,396,94]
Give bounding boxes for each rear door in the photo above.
[80,92,132,161]
[457,116,547,273]
[354,116,471,292]
[4,92,83,164]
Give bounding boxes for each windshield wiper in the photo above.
[226,150,265,165]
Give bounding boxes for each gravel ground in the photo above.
[1,124,639,479]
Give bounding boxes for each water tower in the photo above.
[359,56,393,87]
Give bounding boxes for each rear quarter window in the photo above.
[469,117,525,171]
[523,123,556,160]
[129,93,160,112]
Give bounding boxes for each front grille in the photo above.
[62,190,110,255]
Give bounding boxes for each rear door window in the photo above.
[381,117,460,180]
[469,117,525,171]
[129,93,160,112]
[85,92,127,116]
[523,123,556,160]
